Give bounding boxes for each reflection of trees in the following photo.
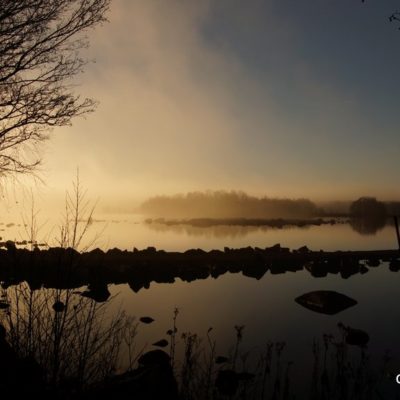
[349,197,387,235]
[0,283,128,390]
[146,222,261,239]
[145,222,312,240]
[349,216,386,235]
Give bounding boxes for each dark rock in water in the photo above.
[184,248,206,255]
[81,283,110,302]
[295,290,357,315]
[345,327,370,347]
[138,350,177,399]
[237,372,256,381]
[389,258,400,272]
[17,355,44,390]
[101,350,178,399]
[306,262,328,278]
[5,240,16,257]
[297,245,310,254]
[242,265,267,280]
[138,350,170,367]
[145,246,157,253]
[360,265,369,274]
[140,316,155,324]
[152,339,168,348]
[0,325,43,394]
[216,370,239,396]
[129,280,146,293]
[340,260,361,279]
[90,247,104,256]
[266,243,281,252]
[270,259,289,274]
[5,240,16,250]
[52,301,65,313]
[366,258,380,267]
[215,356,229,364]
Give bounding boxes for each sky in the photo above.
[18,0,400,208]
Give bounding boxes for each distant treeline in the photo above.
[140,191,400,219]
[140,191,321,219]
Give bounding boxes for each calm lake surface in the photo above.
[81,215,396,251]
[2,215,400,396]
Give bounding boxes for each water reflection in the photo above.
[0,233,399,397]
[0,284,398,399]
[0,245,399,294]
[1,214,397,252]
[146,221,263,239]
[349,215,387,235]
[145,218,337,239]
[146,217,391,241]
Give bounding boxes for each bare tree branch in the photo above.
[0,0,110,176]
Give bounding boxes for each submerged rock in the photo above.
[81,283,111,302]
[52,301,65,313]
[216,370,238,396]
[152,339,168,348]
[215,356,229,364]
[140,316,155,324]
[346,328,370,347]
[295,290,357,315]
[138,350,170,367]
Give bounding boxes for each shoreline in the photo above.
[0,244,399,297]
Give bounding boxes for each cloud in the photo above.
[45,0,265,195]
[38,0,400,203]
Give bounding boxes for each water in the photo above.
[53,215,398,251]
[1,213,396,250]
[1,216,400,397]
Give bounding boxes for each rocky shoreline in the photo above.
[0,243,399,298]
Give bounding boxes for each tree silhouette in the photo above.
[349,197,387,235]
[349,197,387,219]
[0,0,110,175]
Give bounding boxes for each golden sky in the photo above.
[16,0,400,209]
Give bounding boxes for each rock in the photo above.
[152,339,168,348]
[140,316,155,324]
[215,370,238,396]
[389,258,400,272]
[295,291,357,315]
[297,245,310,254]
[138,350,170,367]
[81,283,110,302]
[345,327,370,347]
[360,265,369,274]
[52,301,65,313]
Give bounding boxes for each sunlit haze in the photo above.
[6,0,400,210]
